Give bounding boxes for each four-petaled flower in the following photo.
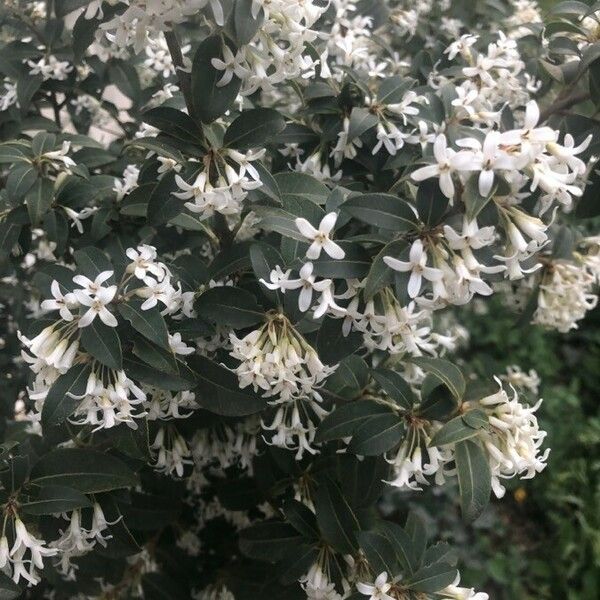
[295,212,345,260]
[41,281,77,322]
[77,286,118,328]
[384,239,444,298]
[356,572,396,600]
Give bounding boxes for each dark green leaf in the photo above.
[357,531,399,577]
[283,499,319,539]
[80,319,122,370]
[348,413,404,456]
[316,316,362,364]
[147,171,182,226]
[314,479,360,554]
[429,415,480,447]
[455,439,492,522]
[142,107,204,144]
[226,0,265,45]
[410,357,466,401]
[196,286,264,328]
[408,563,458,593]
[251,243,284,305]
[347,107,378,142]
[118,301,170,350]
[239,522,303,562]
[191,355,267,416]
[0,572,21,599]
[372,368,416,410]
[191,36,242,123]
[343,193,417,230]
[25,178,53,226]
[41,363,92,428]
[21,485,92,515]
[316,400,391,443]
[224,108,286,150]
[73,246,113,279]
[30,449,138,493]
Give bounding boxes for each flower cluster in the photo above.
[478,378,549,498]
[0,0,598,598]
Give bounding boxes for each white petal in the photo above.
[295,217,318,239]
[407,271,422,298]
[298,286,313,312]
[479,169,495,197]
[323,239,345,260]
[319,212,338,235]
[306,241,322,260]
[383,256,411,272]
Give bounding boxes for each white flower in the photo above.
[478,378,549,498]
[73,271,115,298]
[439,573,489,599]
[10,518,58,574]
[169,332,195,355]
[126,245,164,280]
[500,100,557,154]
[295,213,345,260]
[262,262,332,312]
[411,134,470,199]
[384,239,443,298]
[40,280,77,322]
[356,572,395,600]
[211,45,248,86]
[77,286,118,328]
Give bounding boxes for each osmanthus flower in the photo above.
[126,244,166,280]
[151,426,193,477]
[411,134,474,200]
[229,313,336,404]
[352,290,443,357]
[356,572,396,600]
[330,117,364,166]
[147,389,197,421]
[385,422,452,491]
[444,34,478,60]
[2,518,58,585]
[455,131,522,196]
[40,280,77,322]
[50,507,109,578]
[211,45,249,86]
[295,213,346,260]
[76,286,119,328]
[475,378,549,499]
[27,55,73,81]
[262,398,327,459]
[261,262,335,313]
[437,573,489,600]
[384,239,444,299]
[500,100,558,155]
[73,270,115,298]
[534,260,598,332]
[405,120,436,152]
[69,368,147,431]
[502,365,541,396]
[20,322,80,374]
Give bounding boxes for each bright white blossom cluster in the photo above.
[174,149,264,218]
[18,245,194,434]
[1,0,598,598]
[478,378,549,498]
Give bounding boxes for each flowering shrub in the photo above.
[0,0,598,598]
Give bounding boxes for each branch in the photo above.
[164,29,198,123]
[540,90,592,122]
